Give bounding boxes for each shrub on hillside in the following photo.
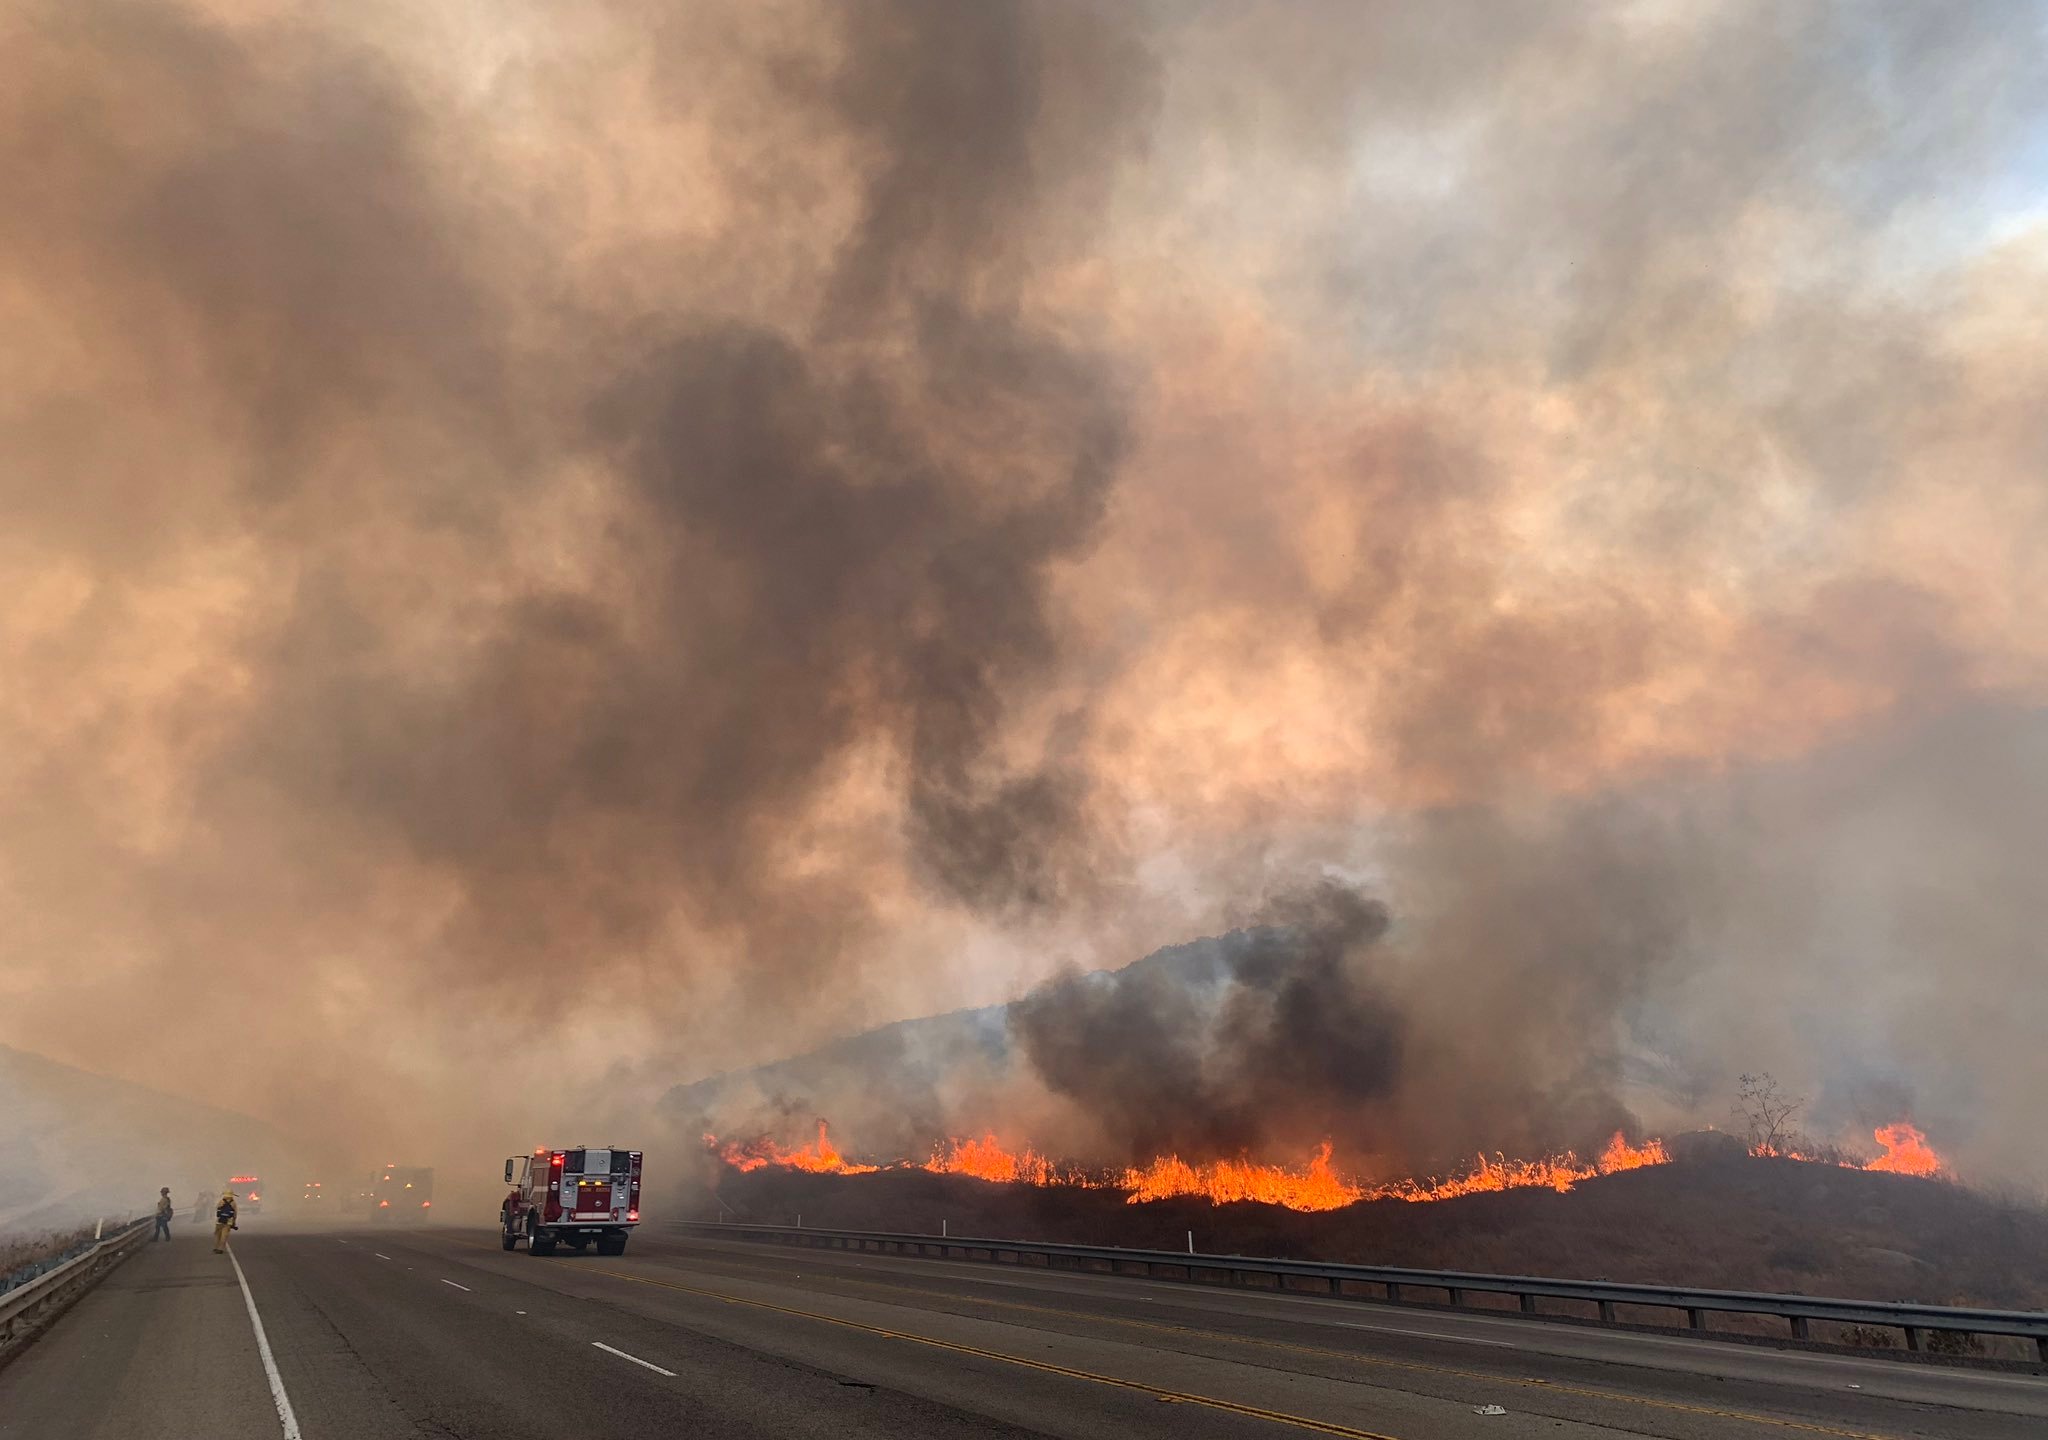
[0,1222,101,1295]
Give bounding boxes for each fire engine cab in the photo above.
[501,1146,641,1256]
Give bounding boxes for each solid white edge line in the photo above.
[592,1341,677,1377]
[441,1279,472,1291]
[373,1253,391,1260]
[227,1245,304,1440]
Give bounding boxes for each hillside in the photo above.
[658,930,1267,1150]
[0,1043,298,1232]
[695,1145,2048,1317]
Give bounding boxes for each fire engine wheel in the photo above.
[500,1229,517,1252]
[526,1214,557,1256]
[596,1236,627,1257]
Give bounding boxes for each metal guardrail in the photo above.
[0,1218,151,1356]
[679,1220,2048,1363]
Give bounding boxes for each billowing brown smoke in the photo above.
[3,1,2047,1196]
[0,0,1151,1170]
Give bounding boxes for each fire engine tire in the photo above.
[500,1230,517,1251]
[597,1236,627,1257]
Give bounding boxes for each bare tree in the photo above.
[1733,1072,1805,1155]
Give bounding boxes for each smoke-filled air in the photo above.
[4,0,2047,1225]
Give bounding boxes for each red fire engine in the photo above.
[501,1146,641,1256]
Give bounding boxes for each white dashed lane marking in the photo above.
[593,1341,677,1378]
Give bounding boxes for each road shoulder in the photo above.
[0,1233,278,1440]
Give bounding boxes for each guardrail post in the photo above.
[1686,1308,1706,1330]
[1789,1316,1810,1339]
[1902,1326,1921,1353]
[1597,1301,1616,1323]
[1447,1287,1464,1307]
[1519,1293,1537,1315]
[1385,1282,1401,1303]
[2037,1336,2047,1365]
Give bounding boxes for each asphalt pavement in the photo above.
[2,1222,2043,1439]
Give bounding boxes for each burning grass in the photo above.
[1747,1123,1948,1178]
[1863,1122,1945,1177]
[702,1121,1937,1215]
[708,1120,877,1176]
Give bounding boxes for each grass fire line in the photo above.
[705,1122,1950,1214]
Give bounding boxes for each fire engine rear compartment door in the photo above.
[573,1177,613,1217]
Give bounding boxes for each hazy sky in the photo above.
[3,0,2045,1183]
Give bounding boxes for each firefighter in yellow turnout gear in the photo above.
[212,1189,238,1253]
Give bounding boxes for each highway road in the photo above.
[2,1223,2043,1439]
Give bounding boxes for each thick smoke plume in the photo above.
[1012,883,1404,1161]
[3,1,2046,1193]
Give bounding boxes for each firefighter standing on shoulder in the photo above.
[212,1188,238,1253]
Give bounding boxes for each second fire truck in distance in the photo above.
[501,1146,641,1256]
[370,1166,435,1219]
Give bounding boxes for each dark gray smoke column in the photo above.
[1012,882,1405,1160]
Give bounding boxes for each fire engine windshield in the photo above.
[561,1149,634,1174]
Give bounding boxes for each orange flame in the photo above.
[709,1117,1951,1214]
[924,1134,1095,1187]
[1359,1132,1670,1204]
[1092,1131,1666,1210]
[711,1127,1673,1211]
[1864,1122,1944,1177]
[706,1120,877,1175]
[1749,1120,1948,1177]
[1597,1133,1671,1173]
[1121,1142,1363,1211]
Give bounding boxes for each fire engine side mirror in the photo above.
[503,1159,516,1184]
